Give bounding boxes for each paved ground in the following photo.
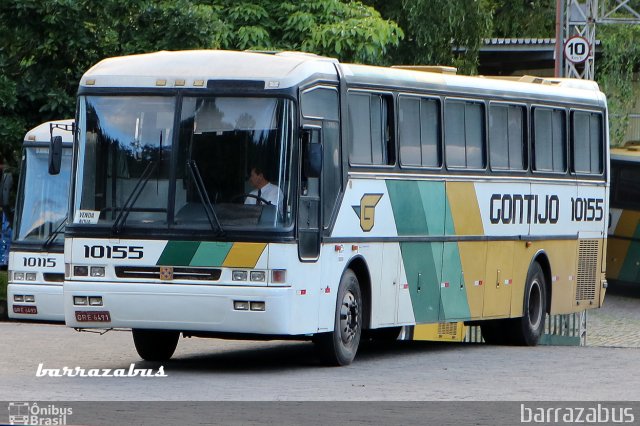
[587,283,640,348]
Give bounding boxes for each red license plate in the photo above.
[13,305,38,314]
[75,311,111,322]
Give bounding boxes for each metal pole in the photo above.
[555,0,564,77]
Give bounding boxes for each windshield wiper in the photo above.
[187,160,224,235]
[112,161,157,234]
[43,218,67,249]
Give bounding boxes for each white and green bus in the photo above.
[9,120,73,321]
[64,50,608,365]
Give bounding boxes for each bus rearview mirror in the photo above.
[302,129,322,178]
[0,171,12,207]
[49,136,63,175]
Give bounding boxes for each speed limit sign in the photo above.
[564,36,590,64]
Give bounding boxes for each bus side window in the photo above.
[533,107,566,173]
[489,104,525,171]
[301,86,341,228]
[348,92,395,166]
[399,96,441,168]
[445,99,486,169]
[572,111,603,175]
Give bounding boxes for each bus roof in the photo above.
[24,119,74,145]
[80,50,339,90]
[80,50,606,106]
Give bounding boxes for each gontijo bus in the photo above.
[9,120,73,321]
[607,143,640,285]
[64,50,608,365]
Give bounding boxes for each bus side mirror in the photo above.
[302,129,322,178]
[0,172,12,208]
[49,136,63,175]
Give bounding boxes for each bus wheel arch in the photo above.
[345,256,372,331]
[531,251,552,315]
[315,267,364,365]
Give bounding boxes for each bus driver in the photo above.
[244,167,284,212]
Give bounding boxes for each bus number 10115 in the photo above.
[83,245,144,259]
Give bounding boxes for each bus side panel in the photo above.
[446,182,486,321]
[608,209,640,283]
[511,240,579,316]
[387,180,447,324]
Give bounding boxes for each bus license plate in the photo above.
[13,305,38,314]
[75,311,111,322]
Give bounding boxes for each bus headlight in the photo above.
[73,266,89,277]
[26,273,37,281]
[250,271,266,282]
[13,272,25,281]
[90,266,105,277]
[232,270,248,281]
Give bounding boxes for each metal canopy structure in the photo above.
[561,0,640,79]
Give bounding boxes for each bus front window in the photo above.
[174,97,294,231]
[74,96,175,228]
[14,147,72,243]
[73,95,294,233]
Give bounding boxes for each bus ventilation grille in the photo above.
[576,240,598,302]
[115,266,221,281]
[437,322,459,338]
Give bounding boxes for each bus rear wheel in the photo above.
[510,262,547,346]
[314,269,362,366]
[132,329,180,361]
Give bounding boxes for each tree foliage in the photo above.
[489,0,555,38]
[363,0,493,73]
[597,25,640,145]
[0,0,401,168]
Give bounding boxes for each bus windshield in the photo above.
[14,146,72,243]
[73,95,294,232]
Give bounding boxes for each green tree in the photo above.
[363,0,492,73]
[597,25,640,146]
[489,0,555,38]
[0,0,401,168]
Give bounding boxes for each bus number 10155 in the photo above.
[83,245,144,259]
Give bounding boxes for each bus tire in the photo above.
[510,262,547,346]
[314,269,362,366]
[132,329,180,361]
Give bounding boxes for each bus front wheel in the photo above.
[314,269,363,366]
[132,329,180,361]
[510,262,547,346]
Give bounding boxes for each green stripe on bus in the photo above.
[190,242,233,267]
[400,242,441,323]
[619,240,640,283]
[156,241,200,266]
[439,242,471,320]
[386,180,429,235]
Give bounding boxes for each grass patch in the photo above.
[0,270,7,301]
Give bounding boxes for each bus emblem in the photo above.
[159,266,174,281]
[352,194,383,232]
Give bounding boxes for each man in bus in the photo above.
[245,167,284,212]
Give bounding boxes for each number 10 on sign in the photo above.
[564,36,590,64]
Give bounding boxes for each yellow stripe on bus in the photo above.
[447,182,484,236]
[222,243,267,268]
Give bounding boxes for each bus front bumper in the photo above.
[8,283,65,322]
[64,280,303,335]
